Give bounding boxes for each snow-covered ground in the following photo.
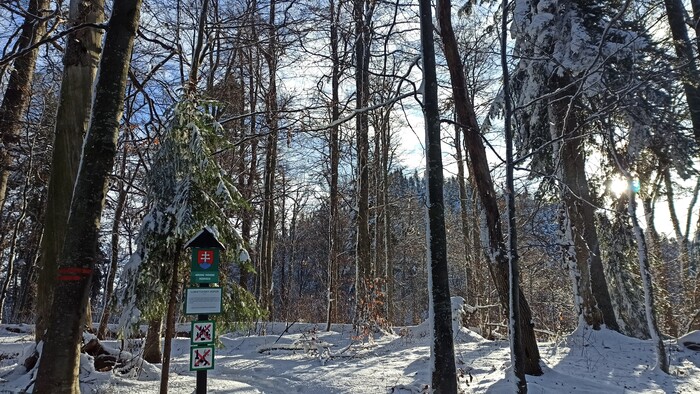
[1,320,699,393]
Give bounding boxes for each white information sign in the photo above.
[185,288,222,315]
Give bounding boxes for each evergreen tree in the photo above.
[119,97,262,356]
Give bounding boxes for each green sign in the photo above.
[191,248,220,284]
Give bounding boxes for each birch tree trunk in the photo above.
[33,0,142,389]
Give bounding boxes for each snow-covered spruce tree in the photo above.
[599,202,649,339]
[510,0,652,333]
[118,96,262,356]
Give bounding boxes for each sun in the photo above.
[610,175,629,197]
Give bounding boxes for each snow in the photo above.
[1,320,700,393]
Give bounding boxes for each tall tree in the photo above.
[326,0,342,331]
[33,0,142,389]
[259,0,280,319]
[501,0,526,388]
[35,0,105,341]
[353,0,374,328]
[437,0,542,375]
[417,0,457,390]
[510,0,638,332]
[0,0,50,227]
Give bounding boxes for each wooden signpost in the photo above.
[184,228,225,394]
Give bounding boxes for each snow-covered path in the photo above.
[1,322,699,393]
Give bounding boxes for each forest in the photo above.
[0,0,699,391]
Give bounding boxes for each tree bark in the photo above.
[259,0,279,319]
[0,0,50,228]
[501,0,527,388]
[160,243,182,393]
[417,0,458,389]
[326,0,341,331]
[628,193,668,373]
[238,37,259,291]
[143,318,163,364]
[33,0,142,390]
[436,0,542,375]
[35,0,105,342]
[548,79,603,329]
[353,0,372,328]
[454,125,473,305]
[549,75,619,332]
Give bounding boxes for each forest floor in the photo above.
[1,319,699,393]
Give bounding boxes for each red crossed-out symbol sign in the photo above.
[197,249,214,269]
[195,323,212,342]
[194,348,211,367]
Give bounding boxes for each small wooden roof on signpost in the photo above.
[184,227,226,250]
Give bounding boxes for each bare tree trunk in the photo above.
[13,228,42,323]
[501,1,527,388]
[381,120,392,323]
[160,243,182,393]
[642,195,677,337]
[143,318,163,363]
[35,0,105,341]
[238,41,259,291]
[454,125,473,305]
[0,141,36,321]
[549,81,603,329]
[418,0,457,389]
[549,75,619,332]
[33,0,142,389]
[260,0,279,319]
[353,0,373,328]
[628,193,669,373]
[0,0,49,223]
[325,0,341,332]
[664,168,689,278]
[436,0,542,375]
